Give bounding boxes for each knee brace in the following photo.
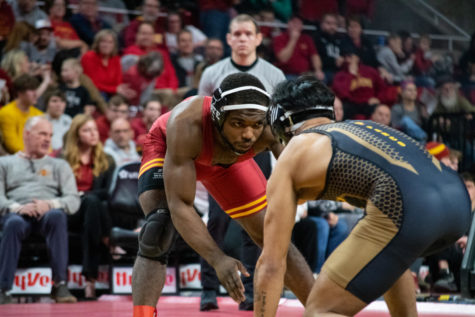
[138,208,177,263]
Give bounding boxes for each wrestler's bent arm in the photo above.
[164,136,249,303]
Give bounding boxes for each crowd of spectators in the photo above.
[0,0,474,304]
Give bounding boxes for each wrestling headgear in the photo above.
[211,83,271,130]
[268,77,335,145]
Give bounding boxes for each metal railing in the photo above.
[413,0,471,39]
[427,113,475,170]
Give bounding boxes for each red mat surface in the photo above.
[0,296,474,316]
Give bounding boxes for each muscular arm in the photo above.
[254,148,299,317]
[164,99,223,262]
[164,99,247,302]
[255,133,332,316]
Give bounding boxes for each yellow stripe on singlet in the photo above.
[229,201,267,219]
[224,195,267,215]
[138,161,164,178]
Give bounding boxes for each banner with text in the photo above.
[11,268,52,294]
[112,267,177,294]
[67,265,109,290]
[179,264,201,289]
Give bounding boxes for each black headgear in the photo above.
[211,85,271,130]
[268,103,334,145]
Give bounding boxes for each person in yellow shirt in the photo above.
[0,74,43,153]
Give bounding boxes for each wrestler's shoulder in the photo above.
[168,96,205,126]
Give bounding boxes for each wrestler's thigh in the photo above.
[304,271,367,317]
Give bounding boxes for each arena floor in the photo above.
[1,295,475,317]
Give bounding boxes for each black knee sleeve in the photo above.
[138,208,177,264]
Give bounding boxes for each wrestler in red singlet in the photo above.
[139,96,267,218]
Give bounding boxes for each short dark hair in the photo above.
[272,76,334,116]
[143,96,162,109]
[346,15,364,29]
[138,21,155,33]
[13,74,40,93]
[397,30,411,41]
[388,33,401,41]
[177,29,192,41]
[370,103,390,116]
[461,172,474,184]
[108,94,128,108]
[44,88,66,106]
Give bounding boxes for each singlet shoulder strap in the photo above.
[195,96,213,165]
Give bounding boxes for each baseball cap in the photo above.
[35,19,53,31]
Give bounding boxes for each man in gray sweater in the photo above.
[0,116,80,304]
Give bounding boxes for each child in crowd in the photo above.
[43,88,72,151]
[414,34,438,88]
[59,58,96,118]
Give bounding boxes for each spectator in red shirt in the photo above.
[123,21,179,107]
[0,0,15,54]
[95,94,129,143]
[413,34,438,88]
[333,45,388,119]
[45,0,88,54]
[122,0,167,49]
[81,29,136,100]
[63,114,115,299]
[273,16,324,81]
[130,97,162,151]
[122,51,164,107]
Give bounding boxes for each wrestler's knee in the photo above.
[138,208,177,264]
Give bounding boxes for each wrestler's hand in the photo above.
[214,255,249,303]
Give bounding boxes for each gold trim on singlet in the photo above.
[326,127,419,175]
[322,201,399,288]
[139,158,164,178]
